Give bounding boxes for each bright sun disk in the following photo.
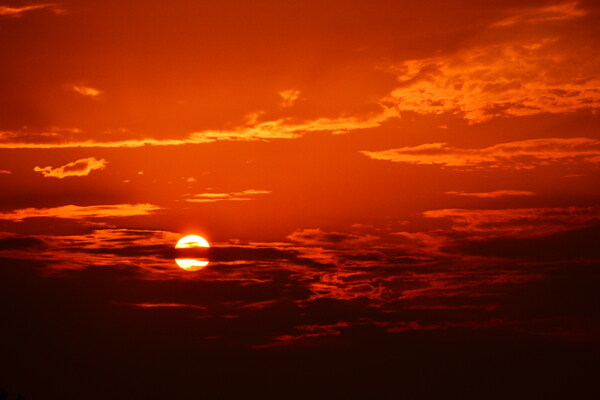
[175,235,210,271]
[175,234,210,248]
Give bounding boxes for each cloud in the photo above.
[0,106,398,148]
[185,189,271,203]
[362,137,600,169]
[72,85,102,97]
[452,224,600,260]
[279,89,300,107]
[0,3,59,16]
[423,206,600,238]
[0,235,46,250]
[445,190,535,198]
[288,228,377,247]
[34,157,107,178]
[130,303,207,311]
[3,223,598,354]
[383,2,600,123]
[0,169,11,174]
[492,2,587,27]
[0,203,161,222]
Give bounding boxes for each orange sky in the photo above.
[1,1,599,398]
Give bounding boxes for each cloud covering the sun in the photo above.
[34,157,108,178]
[362,138,600,169]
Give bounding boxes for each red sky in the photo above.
[1,1,599,399]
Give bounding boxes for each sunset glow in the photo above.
[1,1,599,398]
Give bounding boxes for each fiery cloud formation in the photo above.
[362,138,600,168]
[33,157,107,178]
[385,2,599,123]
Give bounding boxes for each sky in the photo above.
[1,1,599,399]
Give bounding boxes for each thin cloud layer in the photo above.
[362,138,600,169]
[492,1,587,27]
[423,206,600,238]
[288,228,377,247]
[34,157,107,178]
[185,189,271,203]
[0,203,161,222]
[445,190,535,198]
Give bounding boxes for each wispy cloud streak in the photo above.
[0,107,398,148]
[0,3,59,16]
[0,204,161,222]
[34,157,107,178]
[362,138,600,169]
[445,190,535,198]
[184,189,271,203]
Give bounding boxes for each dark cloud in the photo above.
[1,237,600,398]
[288,228,377,246]
[208,245,300,262]
[0,235,46,250]
[447,224,600,260]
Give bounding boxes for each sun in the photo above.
[175,234,210,249]
[175,258,209,271]
[175,235,210,271]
